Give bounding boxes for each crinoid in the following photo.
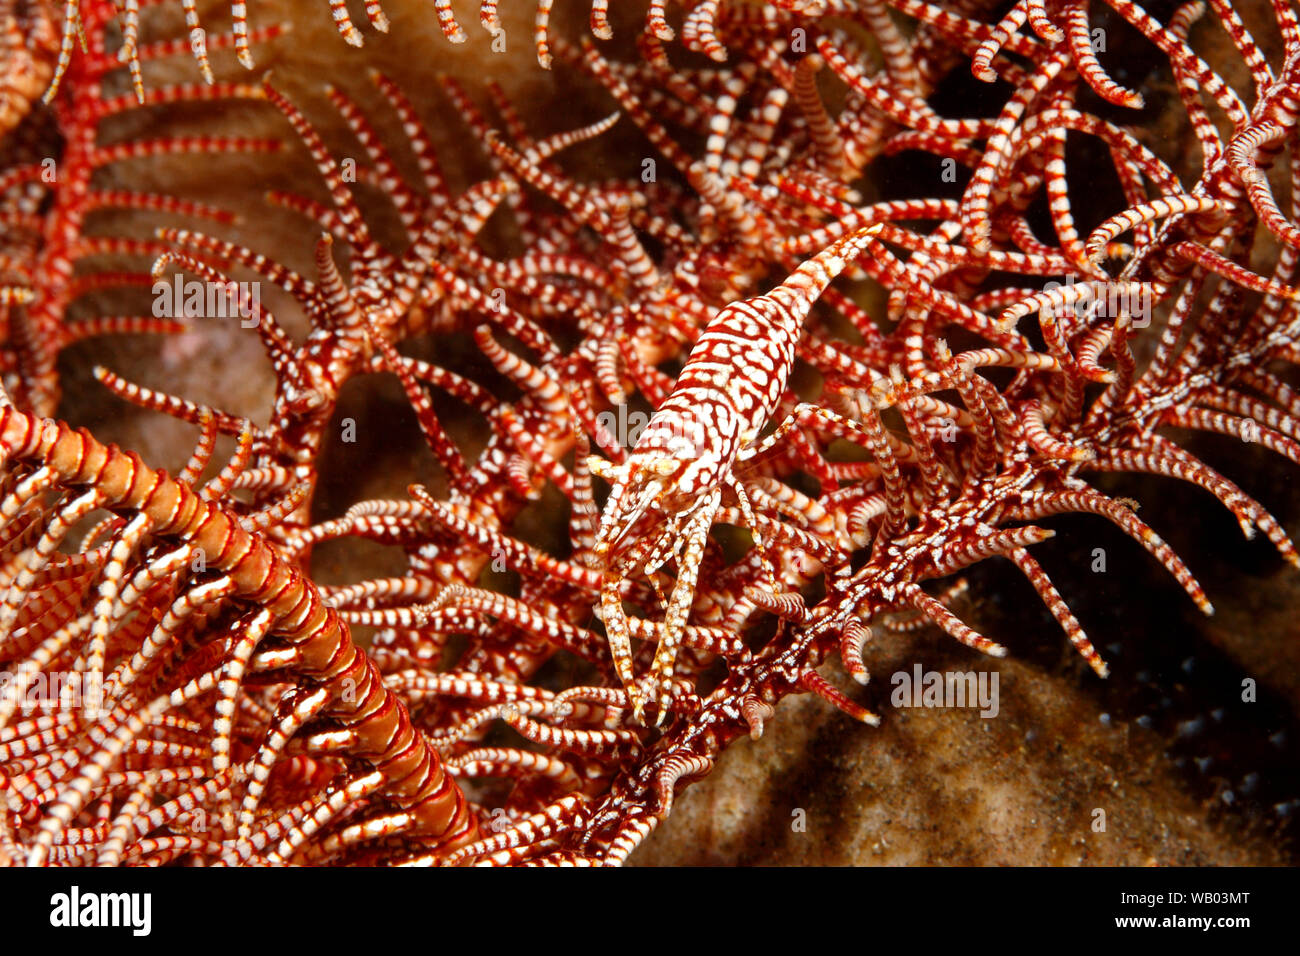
[1,0,1299,867]
[44,0,769,100]
[1,0,282,416]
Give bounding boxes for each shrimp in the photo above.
[590,224,884,724]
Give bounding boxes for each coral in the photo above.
[0,0,1298,866]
